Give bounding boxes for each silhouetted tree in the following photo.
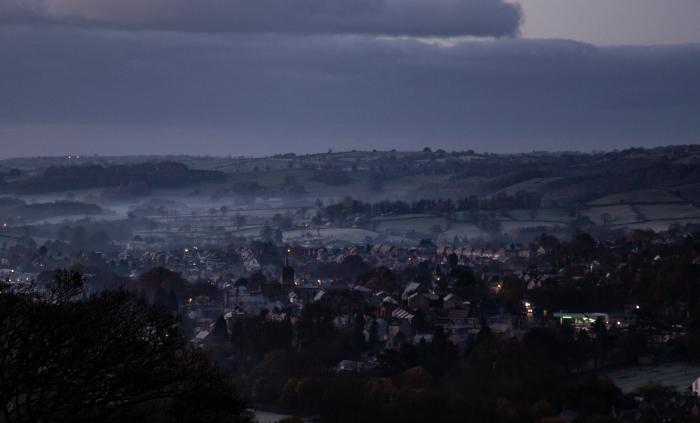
[0,288,252,423]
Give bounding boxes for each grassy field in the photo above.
[493,177,562,196]
[581,205,639,225]
[607,363,700,394]
[372,216,448,236]
[588,189,682,205]
[507,209,565,222]
[675,183,700,202]
[637,203,700,220]
[500,220,568,233]
[283,227,383,244]
[624,219,700,232]
[443,223,488,240]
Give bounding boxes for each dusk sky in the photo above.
[1,0,699,157]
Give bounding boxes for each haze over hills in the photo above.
[1,144,699,249]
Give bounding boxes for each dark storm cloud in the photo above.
[0,0,522,37]
[0,27,699,156]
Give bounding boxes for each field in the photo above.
[581,205,639,225]
[28,214,124,225]
[607,363,700,394]
[506,208,571,223]
[675,183,700,202]
[500,220,568,233]
[588,189,683,205]
[494,177,562,196]
[283,227,397,244]
[637,203,700,220]
[625,219,700,232]
[370,215,448,236]
[443,223,488,240]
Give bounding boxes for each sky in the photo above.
[0,0,699,157]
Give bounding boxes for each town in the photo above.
[2,147,700,422]
[3,205,700,421]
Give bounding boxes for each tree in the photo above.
[212,315,229,344]
[296,303,335,348]
[430,224,444,240]
[259,225,273,243]
[368,319,380,351]
[48,268,84,303]
[248,271,267,292]
[234,214,246,231]
[367,173,384,192]
[136,267,187,303]
[271,213,293,230]
[0,289,252,423]
[352,312,367,356]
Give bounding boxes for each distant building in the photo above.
[552,312,609,330]
[693,377,700,396]
[280,254,295,286]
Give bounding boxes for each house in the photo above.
[407,292,430,311]
[336,360,364,374]
[692,376,700,397]
[386,319,413,349]
[402,282,422,301]
[443,294,462,310]
[552,312,609,330]
[377,296,399,319]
